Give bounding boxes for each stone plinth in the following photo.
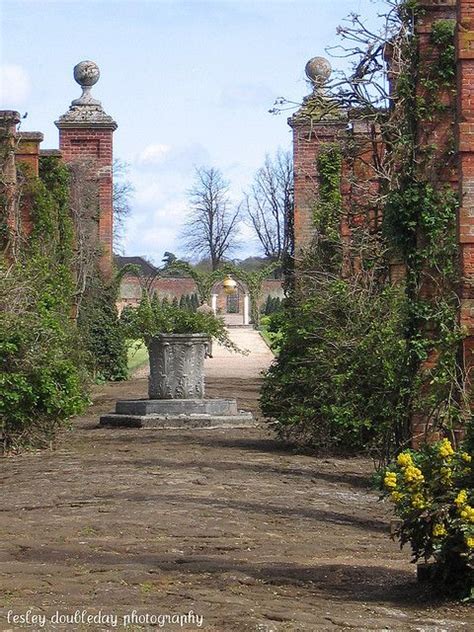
[100,398,255,429]
[100,334,255,430]
[148,333,210,399]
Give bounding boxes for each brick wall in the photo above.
[117,274,284,317]
[457,0,474,392]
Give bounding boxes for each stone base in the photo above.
[100,398,256,429]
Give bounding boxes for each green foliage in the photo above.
[169,258,281,327]
[1,157,91,451]
[168,260,222,304]
[120,294,241,353]
[0,255,88,452]
[262,6,465,461]
[220,260,281,327]
[261,295,282,316]
[313,145,343,241]
[127,340,149,372]
[261,281,410,455]
[430,20,456,85]
[35,156,74,261]
[383,12,465,439]
[382,440,473,598]
[259,313,284,354]
[77,274,128,382]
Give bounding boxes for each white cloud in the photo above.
[137,143,171,165]
[0,64,31,107]
[134,142,211,176]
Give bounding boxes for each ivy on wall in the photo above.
[1,153,127,451]
[262,6,467,458]
[1,158,88,451]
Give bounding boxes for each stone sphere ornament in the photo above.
[73,60,100,87]
[305,56,332,88]
[71,60,101,107]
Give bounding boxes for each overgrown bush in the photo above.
[0,258,89,451]
[259,313,284,354]
[261,277,410,457]
[120,294,240,352]
[382,439,473,598]
[0,153,127,451]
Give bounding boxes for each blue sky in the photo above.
[0,0,383,263]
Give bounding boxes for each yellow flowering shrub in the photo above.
[382,438,473,598]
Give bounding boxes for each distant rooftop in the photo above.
[114,255,159,277]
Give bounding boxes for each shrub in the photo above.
[382,439,473,598]
[120,294,241,352]
[0,258,89,451]
[261,280,410,457]
[78,275,128,382]
[259,313,284,354]
[261,295,282,316]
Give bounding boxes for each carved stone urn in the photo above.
[100,332,255,429]
[147,333,210,400]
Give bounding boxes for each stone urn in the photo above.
[100,332,254,429]
[147,333,210,399]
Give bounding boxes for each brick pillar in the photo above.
[288,58,346,256]
[16,131,43,177]
[15,131,44,238]
[289,119,347,254]
[55,61,117,278]
[0,110,21,257]
[457,0,474,414]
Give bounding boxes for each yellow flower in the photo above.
[438,438,454,459]
[460,505,474,523]
[432,523,447,538]
[397,452,413,468]
[455,490,468,508]
[390,491,404,503]
[384,472,398,490]
[466,536,474,549]
[403,465,424,485]
[461,452,472,463]
[411,493,426,509]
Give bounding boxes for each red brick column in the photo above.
[57,126,115,273]
[457,0,474,407]
[0,111,21,256]
[55,61,117,279]
[15,132,44,238]
[289,119,346,255]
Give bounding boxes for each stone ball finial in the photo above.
[73,60,100,88]
[305,56,332,88]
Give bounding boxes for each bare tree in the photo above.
[68,159,102,315]
[113,158,134,253]
[244,150,293,261]
[180,167,240,271]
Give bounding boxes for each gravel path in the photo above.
[1,342,472,631]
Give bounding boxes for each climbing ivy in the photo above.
[1,158,89,451]
[383,11,465,438]
[262,4,467,457]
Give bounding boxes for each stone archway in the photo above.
[211,278,250,326]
